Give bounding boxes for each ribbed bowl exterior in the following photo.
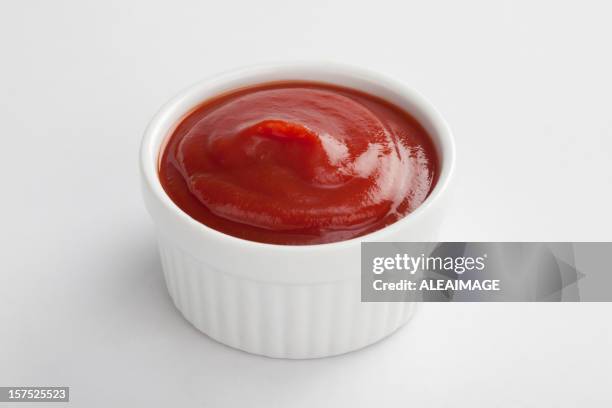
[158,236,416,359]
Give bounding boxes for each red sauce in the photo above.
[159,82,438,245]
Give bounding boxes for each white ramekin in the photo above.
[140,62,455,359]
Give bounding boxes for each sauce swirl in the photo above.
[159,82,438,245]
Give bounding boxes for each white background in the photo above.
[1,0,611,407]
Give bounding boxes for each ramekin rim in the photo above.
[140,61,455,253]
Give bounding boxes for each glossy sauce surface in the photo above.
[159,82,438,245]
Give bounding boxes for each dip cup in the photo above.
[140,62,455,358]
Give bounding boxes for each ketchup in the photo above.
[159,82,438,245]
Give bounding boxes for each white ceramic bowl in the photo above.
[140,62,455,358]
